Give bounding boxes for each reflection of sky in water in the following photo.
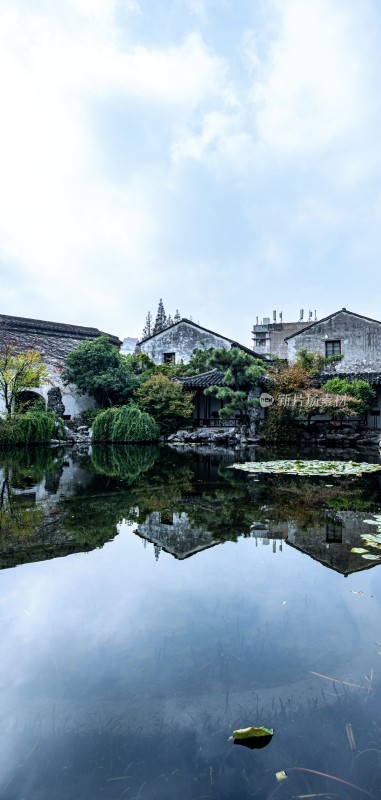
[1,446,381,798]
[1,518,381,797]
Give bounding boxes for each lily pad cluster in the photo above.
[352,514,381,562]
[228,460,381,477]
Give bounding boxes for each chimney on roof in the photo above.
[279,311,283,323]
[314,310,317,320]
[300,309,304,321]
[256,316,258,325]
[273,310,276,322]
[308,310,313,321]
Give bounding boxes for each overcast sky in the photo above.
[0,0,380,346]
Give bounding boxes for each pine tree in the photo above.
[174,309,181,323]
[141,311,152,340]
[152,299,167,335]
[166,314,173,328]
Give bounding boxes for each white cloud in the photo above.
[171,111,256,173]
[0,0,380,340]
[0,0,231,332]
[0,6,225,105]
[249,0,369,153]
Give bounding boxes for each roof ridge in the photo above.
[0,312,120,343]
[285,308,381,340]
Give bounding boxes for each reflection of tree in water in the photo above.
[88,449,381,545]
[1,444,380,567]
[0,446,65,488]
[130,465,194,520]
[60,446,194,547]
[169,464,381,548]
[0,489,43,541]
[174,482,262,541]
[60,494,130,548]
[0,448,65,543]
[123,448,257,538]
[91,445,159,484]
[243,473,380,530]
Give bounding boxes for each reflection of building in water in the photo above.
[136,511,222,560]
[136,514,286,560]
[285,511,379,576]
[2,454,93,504]
[136,508,381,573]
[0,455,113,570]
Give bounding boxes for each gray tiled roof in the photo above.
[320,371,381,384]
[285,308,381,340]
[139,318,267,359]
[177,368,224,388]
[0,313,121,345]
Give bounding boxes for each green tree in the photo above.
[0,344,48,418]
[204,347,266,423]
[267,349,344,398]
[141,311,152,340]
[62,335,149,408]
[174,347,216,377]
[296,347,342,374]
[323,377,376,415]
[135,374,194,434]
[152,298,167,335]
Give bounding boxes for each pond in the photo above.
[0,444,381,799]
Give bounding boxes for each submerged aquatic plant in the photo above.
[352,514,381,561]
[229,460,381,477]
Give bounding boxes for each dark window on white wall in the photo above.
[325,340,341,357]
[326,519,343,543]
[163,352,176,364]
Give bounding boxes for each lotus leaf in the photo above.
[355,515,381,561]
[229,460,381,477]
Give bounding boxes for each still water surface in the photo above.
[0,444,381,799]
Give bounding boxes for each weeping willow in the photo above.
[92,404,159,443]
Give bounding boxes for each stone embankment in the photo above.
[51,420,381,451]
[299,424,381,449]
[167,427,260,448]
[168,423,381,450]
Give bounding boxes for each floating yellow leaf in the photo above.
[231,726,274,740]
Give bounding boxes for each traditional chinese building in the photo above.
[285,308,381,428]
[0,313,121,418]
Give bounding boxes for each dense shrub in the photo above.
[323,377,376,414]
[92,404,159,443]
[260,407,300,443]
[135,374,194,434]
[0,411,65,445]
